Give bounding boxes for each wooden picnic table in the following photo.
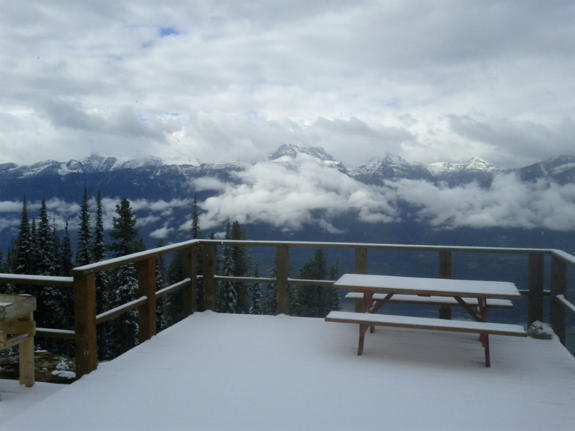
[327,274,525,367]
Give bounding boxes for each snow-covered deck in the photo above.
[2,312,575,430]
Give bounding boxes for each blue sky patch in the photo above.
[159,27,179,37]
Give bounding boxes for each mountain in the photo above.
[516,155,575,185]
[352,155,498,187]
[269,144,346,172]
[0,147,574,256]
[0,154,164,179]
[351,154,432,183]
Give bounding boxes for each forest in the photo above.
[0,190,340,362]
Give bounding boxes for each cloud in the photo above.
[392,174,575,231]
[199,157,397,232]
[150,225,173,239]
[0,1,574,167]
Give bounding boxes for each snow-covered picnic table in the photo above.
[327,274,526,366]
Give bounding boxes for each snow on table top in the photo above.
[335,273,521,299]
[2,312,574,431]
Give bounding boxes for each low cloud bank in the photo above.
[195,158,398,231]
[197,165,575,232]
[0,171,574,241]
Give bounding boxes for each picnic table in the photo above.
[326,274,526,367]
[0,294,36,391]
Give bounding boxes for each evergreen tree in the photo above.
[91,191,105,263]
[292,249,338,317]
[154,241,173,331]
[76,188,91,266]
[14,197,33,274]
[218,221,237,313]
[192,194,200,239]
[103,198,143,359]
[29,218,39,274]
[91,192,108,317]
[108,198,143,257]
[59,221,73,276]
[37,199,56,275]
[231,221,250,313]
[251,263,263,314]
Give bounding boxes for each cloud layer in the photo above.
[1,170,574,244]
[1,1,574,168]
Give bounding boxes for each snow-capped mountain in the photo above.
[427,157,497,175]
[268,144,346,171]
[351,154,432,183]
[0,154,165,179]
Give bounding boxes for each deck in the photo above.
[2,312,575,431]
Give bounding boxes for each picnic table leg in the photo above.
[19,335,35,387]
[478,298,491,367]
[18,313,35,387]
[358,323,369,355]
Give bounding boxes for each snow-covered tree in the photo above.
[37,199,56,275]
[15,198,34,275]
[76,188,91,266]
[102,198,144,359]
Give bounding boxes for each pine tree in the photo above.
[15,198,34,274]
[91,191,108,316]
[293,249,335,317]
[59,221,73,276]
[76,188,91,266]
[251,263,263,314]
[91,191,105,263]
[37,199,56,275]
[154,241,172,331]
[231,221,250,313]
[218,221,237,313]
[192,194,200,239]
[108,198,143,257]
[103,198,144,359]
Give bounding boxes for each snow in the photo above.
[335,273,520,298]
[2,312,574,431]
[427,157,496,175]
[326,311,526,335]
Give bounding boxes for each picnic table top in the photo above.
[0,294,36,322]
[333,274,521,300]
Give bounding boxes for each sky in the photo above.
[1,0,574,169]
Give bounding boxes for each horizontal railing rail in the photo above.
[2,240,574,378]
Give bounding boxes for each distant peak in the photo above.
[427,157,496,174]
[268,144,337,162]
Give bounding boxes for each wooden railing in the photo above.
[2,240,575,378]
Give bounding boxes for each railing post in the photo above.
[550,256,567,344]
[438,250,452,319]
[439,250,452,279]
[137,257,156,342]
[354,248,368,312]
[275,245,290,315]
[181,246,197,316]
[73,271,98,378]
[203,243,217,311]
[354,247,368,274]
[528,253,544,325]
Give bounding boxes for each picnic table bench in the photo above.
[326,274,527,367]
